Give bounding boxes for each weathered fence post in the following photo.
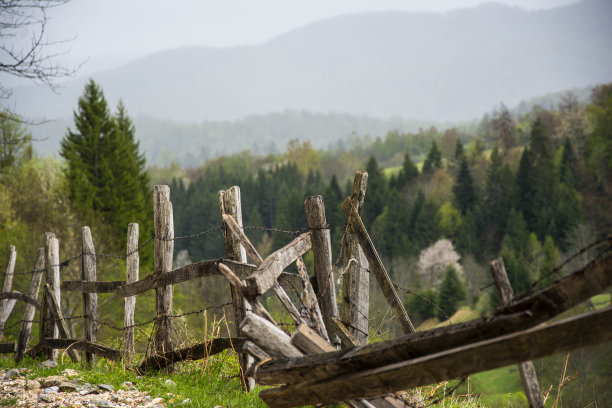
[15,248,44,362]
[154,185,174,368]
[81,226,98,365]
[342,171,369,346]
[124,222,139,359]
[304,195,340,347]
[41,233,60,360]
[0,246,17,342]
[219,186,254,390]
[490,258,544,408]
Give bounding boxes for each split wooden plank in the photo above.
[43,284,80,363]
[331,317,359,348]
[296,256,329,341]
[243,341,270,361]
[0,291,38,308]
[342,171,370,346]
[342,198,415,334]
[81,227,98,366]
[244,232,312,296]
[153,185,174,364]
[259,306,612,407]
[0,246,17,342]
[222,212,305,326]
[139,337,247,371]
[15,248,45,362]
[39,338,120,361]
[239,312,303,360]
[305,196,340,346]
[124,222,139,358]
[116,259,255,298]
[41,233,60,360]
[254,254,612,386]
[490,258,543,408]
[61,281,125,293]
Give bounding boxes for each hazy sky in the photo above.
[35,0,579,73]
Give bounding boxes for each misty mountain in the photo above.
[11,0,612,125]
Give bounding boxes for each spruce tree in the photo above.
[422,141,442,174]
[452,157,475,214]
[437,265,466,320]
[61,80,152,246]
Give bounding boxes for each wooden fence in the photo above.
[0,171,611,408]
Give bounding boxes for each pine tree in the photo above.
[362,156,386,227]
[422,141,442,174]
[437,265,466,320]
[60,80,152,245]
[452,157,475,214]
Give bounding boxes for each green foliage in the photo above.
[422,141,443,174]
[452,157,476,214]
[437,202,463,239]
[60,80,153,256]
[0,112,32,173]
[404,289,438,326]
[437,265,466,319]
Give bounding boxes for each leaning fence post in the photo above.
[491,258,544,408]
[42,233,60,360]
[15,248,44,362]
[342,171,369,346]
[304,195,340,347]
[124,222,139,359]
[219,186,254,391]
[81,226,98,366]
[0,246,17,342]
[154,185,174,369]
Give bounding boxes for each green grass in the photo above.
[591,293,611,309]
[1,351,266,407]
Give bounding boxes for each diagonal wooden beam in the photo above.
[259,307,612,407]
[244,233,312,296]
[43,284,80,363]
[341,198,414,334]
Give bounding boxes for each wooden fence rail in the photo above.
[0,173,610,408]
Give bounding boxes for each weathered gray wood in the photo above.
[331,317,359,348]
[219,187,252,390]
[239,312,303,360]
[15,248,45,362]
[39,338,120,361]
[0,246,17,342]
[491,258,543,408]
[43,284,80,363]
[255,255,612,386]
[0,291,40,308]
[296,256,329,341]
[81,226,98,366]
[342,198,415,334]
[243,340,271,361]
[140,337,246,371]
[42,233,60,360]
[259,307,612,407]
[291,324,334,355]
[124,222,139,358]
[61,280,125,293]
[0,343,15,353]
[154,186,174,363]
[244,232,312,296]
[116,259,255,297]
[218,263,277,325]
[343,171,369,346]
[223,212,305,326]
[304,196,340,347]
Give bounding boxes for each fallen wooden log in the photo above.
[61,280,124,293]
[254,254,612,385]
[140,337,246,371]
[259,306,612,407]
[240,313,303,359]
[0,291,40,309]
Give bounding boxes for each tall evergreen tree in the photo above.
[362,156,386,227]
[391,151,419,188]
[422,141,442,174]
[60,80,152,244]
[452,157,475,214]
[437,265,466,320]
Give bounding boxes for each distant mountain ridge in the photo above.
[11,0,612,124]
